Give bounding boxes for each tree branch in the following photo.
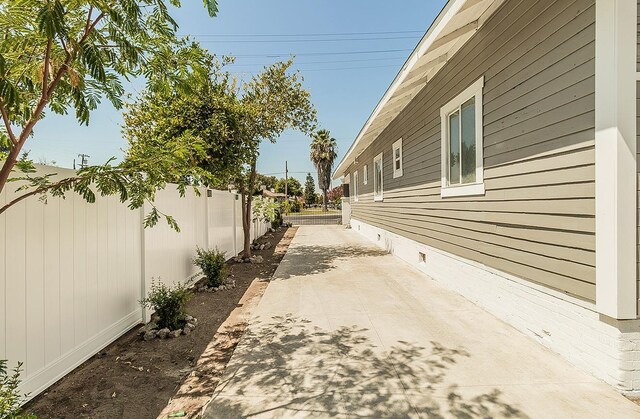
[42,37,53,99]
[84,12,105,41]
[84,5,94,36]
[0,97,16,145]
[0,177,76,215]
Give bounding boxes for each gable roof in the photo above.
[333,0,505,179]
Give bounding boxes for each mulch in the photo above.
[23,227,297,419]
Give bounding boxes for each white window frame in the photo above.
[363,164,368,185]
[373,152,384,201]
[353,170,359,202]
[392,138,403,178]
[440,76,485,198]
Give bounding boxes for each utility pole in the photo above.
[284,160,288,198]
[77,153,90,169]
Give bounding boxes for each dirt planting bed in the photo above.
[24,227,297,419]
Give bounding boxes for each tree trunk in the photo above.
[242,161,258,258]
[322,189,328,212]
[0,144,23,196]
[241,190,251,258]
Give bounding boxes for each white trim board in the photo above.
[350,218,640,395]
[594,0,637,319]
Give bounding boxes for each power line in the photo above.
[227,48,412,58]
[196,35,418,43]
[184,30,424,37]
[228,56,407,66]
[227,63,401,77]
[297,64,401,72]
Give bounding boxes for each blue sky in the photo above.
[30,0,446,188]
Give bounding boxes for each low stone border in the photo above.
[233,255,264,264]
[138,315,199,341]
[197,280,237,293]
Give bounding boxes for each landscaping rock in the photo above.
[138,322,157,336]
[157,328,170,339]
[249,255,264,264]
[169,329,182,338]
[185,315,195,323]
[183,323,195,335]
[143,330,157,341]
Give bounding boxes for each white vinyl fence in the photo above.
[0,165,269,401]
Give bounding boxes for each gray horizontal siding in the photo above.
[348,0,596,301]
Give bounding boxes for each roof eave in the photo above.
[333,0,503,179]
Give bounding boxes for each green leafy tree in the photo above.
[0,0,217,220]
[304,172,316,206]
[275,177,302,197]
[310,129,338,211]
[125,57,316,257]
[255,174,278,194]
[235,60,316,257]
[124,52,251,193]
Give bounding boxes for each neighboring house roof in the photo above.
[262,190,287,199]
[333,0,505,179]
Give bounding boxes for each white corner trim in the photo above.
[594,0,637,319]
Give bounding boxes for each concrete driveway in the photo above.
[203,226,640,418]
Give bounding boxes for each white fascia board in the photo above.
[332,0,470,180]
[595,0,637,319]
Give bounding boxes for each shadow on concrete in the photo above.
[202,315,529,418]
[275,245,389,280]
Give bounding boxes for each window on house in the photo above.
[353,170,359,202]
[373,153,383,201]
[363,164,368,185]
[393,139,403,178]
[440,77,485,197]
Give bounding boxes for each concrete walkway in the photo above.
[203,226,640,418]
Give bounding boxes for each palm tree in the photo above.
[310,129,338,212]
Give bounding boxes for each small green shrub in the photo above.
[252,196,279,223]
[193,247,229,288]
[1,360,36,419]
[140,279,192,330]
[290,200,301,213]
